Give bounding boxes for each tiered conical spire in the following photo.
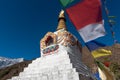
[57,10,67,30]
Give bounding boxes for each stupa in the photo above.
[8,10,96,80]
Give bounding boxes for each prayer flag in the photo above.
[96,61,115,80]
[92,49,112,58]
[59,0,74,7]
[66,0,105,42]
[66,0,111,58]
[86,41,112,58]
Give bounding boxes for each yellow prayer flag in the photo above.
[92,49,112,58]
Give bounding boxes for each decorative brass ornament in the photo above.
[57,31,77,46]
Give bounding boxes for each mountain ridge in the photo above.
[0,60,32,80]
[0,57,24,69]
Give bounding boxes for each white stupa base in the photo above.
[8,46,95,80]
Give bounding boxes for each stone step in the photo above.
[28,52,68,65]
[23,54,70,72]
[19,63,73,76]
[23,58,70,73]
[10,68,78,80]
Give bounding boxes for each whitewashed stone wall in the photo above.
[8,46,95,80]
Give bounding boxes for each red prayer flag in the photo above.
[66,0,102,30]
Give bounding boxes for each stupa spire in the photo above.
[57,10,67,30]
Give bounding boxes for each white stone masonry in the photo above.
[8,46,95,80]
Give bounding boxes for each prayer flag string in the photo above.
[103,0,118,44]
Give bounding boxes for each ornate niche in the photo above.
[40,32,58,55]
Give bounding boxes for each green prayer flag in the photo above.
[59,0,74,7]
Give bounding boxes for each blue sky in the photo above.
[0,0,120,60]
